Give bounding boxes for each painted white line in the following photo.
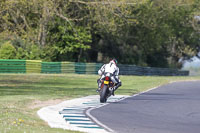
[86,107,115,133]
[169,80,200,84]
[85,95,129,133]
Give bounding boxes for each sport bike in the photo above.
[99,76,115,103]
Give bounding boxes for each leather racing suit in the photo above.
[97,60,122,94]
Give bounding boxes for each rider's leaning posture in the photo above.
[97,59,122,96]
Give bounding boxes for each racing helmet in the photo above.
[110,58,118,65]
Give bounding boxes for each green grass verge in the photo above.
[0,74,199,133]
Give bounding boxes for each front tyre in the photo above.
[100,84,108,103]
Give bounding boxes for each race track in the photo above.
[90,81,200,133]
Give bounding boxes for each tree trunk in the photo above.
[38,1,49,46]
[78,48,83,62]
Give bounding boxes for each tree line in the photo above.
[0,0,200,68]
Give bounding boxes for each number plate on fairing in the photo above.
[104,81,109,84]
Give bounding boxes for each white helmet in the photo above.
[110,58,118,65]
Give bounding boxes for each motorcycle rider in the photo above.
[97,59,122,96]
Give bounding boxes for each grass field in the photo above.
[0,74,200,133]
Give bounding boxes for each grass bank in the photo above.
[0,74,199,133]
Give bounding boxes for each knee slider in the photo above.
[118,82,122,87]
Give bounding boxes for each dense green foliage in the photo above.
[0,0,200,68]
[0,41,16,59]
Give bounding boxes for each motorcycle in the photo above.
[99,76,115,103]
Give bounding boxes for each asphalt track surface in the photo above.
[90,81,200,133]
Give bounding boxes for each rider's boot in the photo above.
[96,79,101,92]
[96,88,100,92]
[109,87,115,96]
[111,82,122,96]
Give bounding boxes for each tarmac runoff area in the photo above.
[90,81,200,133]
[37,95,129,133]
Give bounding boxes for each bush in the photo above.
[0,41,16,59]
[26,45,42,60]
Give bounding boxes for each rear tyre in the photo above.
[100,85,108,103]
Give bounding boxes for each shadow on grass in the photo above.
[0,80,37,84]
[0,85,95,96]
